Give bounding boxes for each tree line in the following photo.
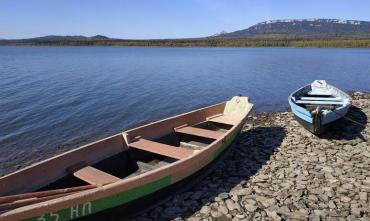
[13,38,370,48]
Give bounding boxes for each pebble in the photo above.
[359,192,368,201]
[245,204,258,212]
[210,210,222,218]
[131,93,370,220]
[329,200,337,209]
[218,192,229,200]
[341,196,352,203]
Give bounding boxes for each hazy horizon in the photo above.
[1,0,370,40]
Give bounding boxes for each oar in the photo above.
[332,110,367,127]
[0,209,9,215]
[0,184,97,204]
[0,191,81,211]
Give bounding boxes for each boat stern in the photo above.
[223,96,253,118]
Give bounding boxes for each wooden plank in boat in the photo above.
[308,90,332,96]
[129,139,193,160]
[73,166,121,186]
[300,96,342,101]
[207,115,240,125]
[295,100,343,105]
[175,126,224,140]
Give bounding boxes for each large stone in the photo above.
[328,200,336,209]
[347,215,357,221]
[200,206,211,215]
[235,214,246,219]
[265,209,282,221]
[361,185,370,193]
[218,205,229,215]
[308,195,319,203]
[342,183,354,190]
[261,197,277,208]
[321,166,334,173]
[232,188,252,196]
[276,206,291,216]
[187,217,201,221]
[350,204,361,216]
[359,192,368,202]
[253,174,270,183]
[308,213,321,221]
[244,198,257,206]
[289,211,309,220]
[219,192,229,200]
[210,209,223,218]
[225,199,236,211]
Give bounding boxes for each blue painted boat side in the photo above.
[289,99,313,123]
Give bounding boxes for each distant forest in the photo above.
[11,38,370,48]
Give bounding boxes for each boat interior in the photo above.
[291,84,348,111]
[0,96,252,214]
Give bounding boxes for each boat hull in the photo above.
[290,100,350,134]
[24,126,242,221]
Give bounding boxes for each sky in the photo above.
[1,0,370,39]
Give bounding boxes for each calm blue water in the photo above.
[1,46,370,175]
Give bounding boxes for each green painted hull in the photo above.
[26,127,241,221]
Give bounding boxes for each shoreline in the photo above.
[132,92,370,220]
[2,38,370,48]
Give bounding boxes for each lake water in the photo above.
[1,46,370,175]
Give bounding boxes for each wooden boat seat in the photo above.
[295,100,343,105]
[207,114,240,126]
[129,139,193,160]
[308,91,332,96]
[175,126,224,140]
[300,96,342,101]
[73,166,121,186]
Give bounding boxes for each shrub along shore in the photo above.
[132,92,370,221]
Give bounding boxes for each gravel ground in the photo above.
[132,92,370,221]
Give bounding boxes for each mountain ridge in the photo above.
[217,19,370,38]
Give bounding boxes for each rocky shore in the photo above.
[132,92,370,221]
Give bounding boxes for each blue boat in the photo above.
[289,80,352,134]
